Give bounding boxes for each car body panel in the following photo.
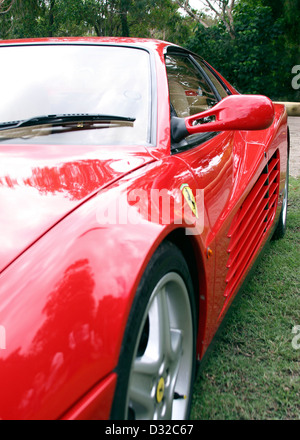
[62,373,117,420]
[0,38,288,419]
[0,156,204,419]
[0,144,155,273]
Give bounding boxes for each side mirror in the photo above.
[171,94,275,143]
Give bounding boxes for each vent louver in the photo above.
[225,150,280,299]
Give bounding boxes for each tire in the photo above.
[273,154,289,240]
[110,241,197,420]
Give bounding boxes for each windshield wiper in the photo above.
[0,114,136,131]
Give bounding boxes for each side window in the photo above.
[165,54,218,118]
[193,56,229,99]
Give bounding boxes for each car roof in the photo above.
[0,36,176,56]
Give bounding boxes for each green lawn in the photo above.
[191,176,300,420]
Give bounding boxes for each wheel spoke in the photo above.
[128,376,155,419]
[169,328,183,361]
[155,286,183,363]
[156,286,173,361]
[133,354,160,376]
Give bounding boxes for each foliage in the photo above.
[187,1,299,100]
[255,0,300,45]
[0,0,193,44]
[175,0,236,37]
[0,0,13,14]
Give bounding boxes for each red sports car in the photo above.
[0,38,289,420]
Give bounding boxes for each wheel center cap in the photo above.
[156,377,165,403]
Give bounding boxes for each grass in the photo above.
[191,176,300,420]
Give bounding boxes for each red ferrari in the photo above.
[0,38,289,420]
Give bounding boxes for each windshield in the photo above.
[0,44,151,145]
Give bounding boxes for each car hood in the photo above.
[0,143,155,274]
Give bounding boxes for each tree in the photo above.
[128,0,193,43]
[174,0,236,37]
[83,0,189,40]
[0,0,191,43]
[1,0,46,38]
[82,0,123,37]
[0,0,14,14]
[187,0,298,101]
[258,0,300,46]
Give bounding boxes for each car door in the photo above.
[165,49,239,336]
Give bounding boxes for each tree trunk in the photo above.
[120,0,130,37]
[49,0,55,37]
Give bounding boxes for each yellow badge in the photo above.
[156,377,165,403]
[181,184,198,218]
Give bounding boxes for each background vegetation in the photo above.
[0,0,299,101]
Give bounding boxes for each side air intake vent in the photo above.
[225,150,279,299]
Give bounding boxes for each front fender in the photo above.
[0,157,208,420]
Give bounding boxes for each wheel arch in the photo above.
[161,228,208,359]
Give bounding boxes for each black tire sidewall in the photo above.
[273,153,289,240]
